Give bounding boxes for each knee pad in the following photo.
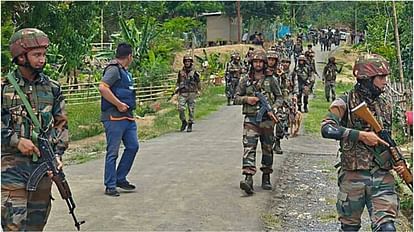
[376,222,396,232]
[341,224,361,232]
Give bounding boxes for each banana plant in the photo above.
[115,16,161,69]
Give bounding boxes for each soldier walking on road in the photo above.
[234,50,283,195]
[322,57,342,102]
[225,52,243,105]
[292,55,311,113]
[176,55,201,132]
[293,39,303,66]
[1,28,68,230]
[304,44,318,94]
[321,54,405,232]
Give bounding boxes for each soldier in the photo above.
[293,38,303,66]
[321,54,404,231]
[320,30,327,52]
[304,44,318,94]
[234,50,283,194]
[283,33,294,59]
[292,55,311,113]
[323,56,343,102]
[176,55,201,132]
[1,28,68,230]
[225,52,243,105]
[272,56,295,154]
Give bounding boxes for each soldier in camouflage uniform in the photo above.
[293,39,303,67]
[225,53,243,105]
[234,50,283,195]
[323,56,343,102]
[176,55,201,132]
[321,54,404,232]
[283,33,294,59]
[292,55,311,113]
[1,28,68,231]
[305,44,318,94]
[266,51,288,154]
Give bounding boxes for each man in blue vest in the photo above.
[99,43,139,197]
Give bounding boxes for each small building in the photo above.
[200,12,242,46]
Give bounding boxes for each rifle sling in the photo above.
[6,72,42,161]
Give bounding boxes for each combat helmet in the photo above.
[298,55,306,61]
[251,49,267,62]
[9,28,49,62]
[266,50,278,60]
[328,57,336,63]
[183,54,193,63]
[353,54,390,79]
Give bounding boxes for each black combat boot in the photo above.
[261,173,272,190]
[186,122,193,132]
[180,120,187,132]
[240,174,254,195]
[304,104,308,113]
[273,139,283,154]
[326,97,330,102]
[227,97,231,106]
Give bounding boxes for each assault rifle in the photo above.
[255,91,279,123]
[254,92,288,139]
[27,133,85,230]
[352,102,413,191]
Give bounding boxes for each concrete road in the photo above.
[45,104,292,231]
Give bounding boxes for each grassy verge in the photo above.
[303,81,354,134]
[67,102,103,141]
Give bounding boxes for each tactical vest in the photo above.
[101,61,136,113]
[228,62,242,78]
[325,64,337,82]
[242,74,275,117]
[178,68,199,93]
[295,65,309,84]
[339,89,393,170]
[1,70,57,155]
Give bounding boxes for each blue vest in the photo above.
[101,63,136,112]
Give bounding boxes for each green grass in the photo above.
[139,85,226,140]
[67,102,103,141]
[303,81,353,134]
[261,213,282,230]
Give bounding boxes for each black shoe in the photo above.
[273,139,283,154]
[304,105,308,113]
[105,188,120,197]
[187,123,193,132]
[261,173,272,190]
[180,120,187,132]
[116,182,136,190]
[240,174,254,195]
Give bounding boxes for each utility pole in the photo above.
[101,8,104,49]
[392,0,404,87]
[237,0,241,44]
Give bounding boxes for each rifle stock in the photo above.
[351,102,413,191]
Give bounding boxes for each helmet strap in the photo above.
[20,53,45,75]
[356,78,383,100]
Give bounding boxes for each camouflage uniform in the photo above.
[234,50,283,194]
[266,51,289,154]
[323,57,342,102]
[177,55,201,132]
[1,28,68,231]
[305,47,317,93]
[321,54,398,231]
[225,54,243,105]
[293,41,303,66]
[292,55,311,112]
